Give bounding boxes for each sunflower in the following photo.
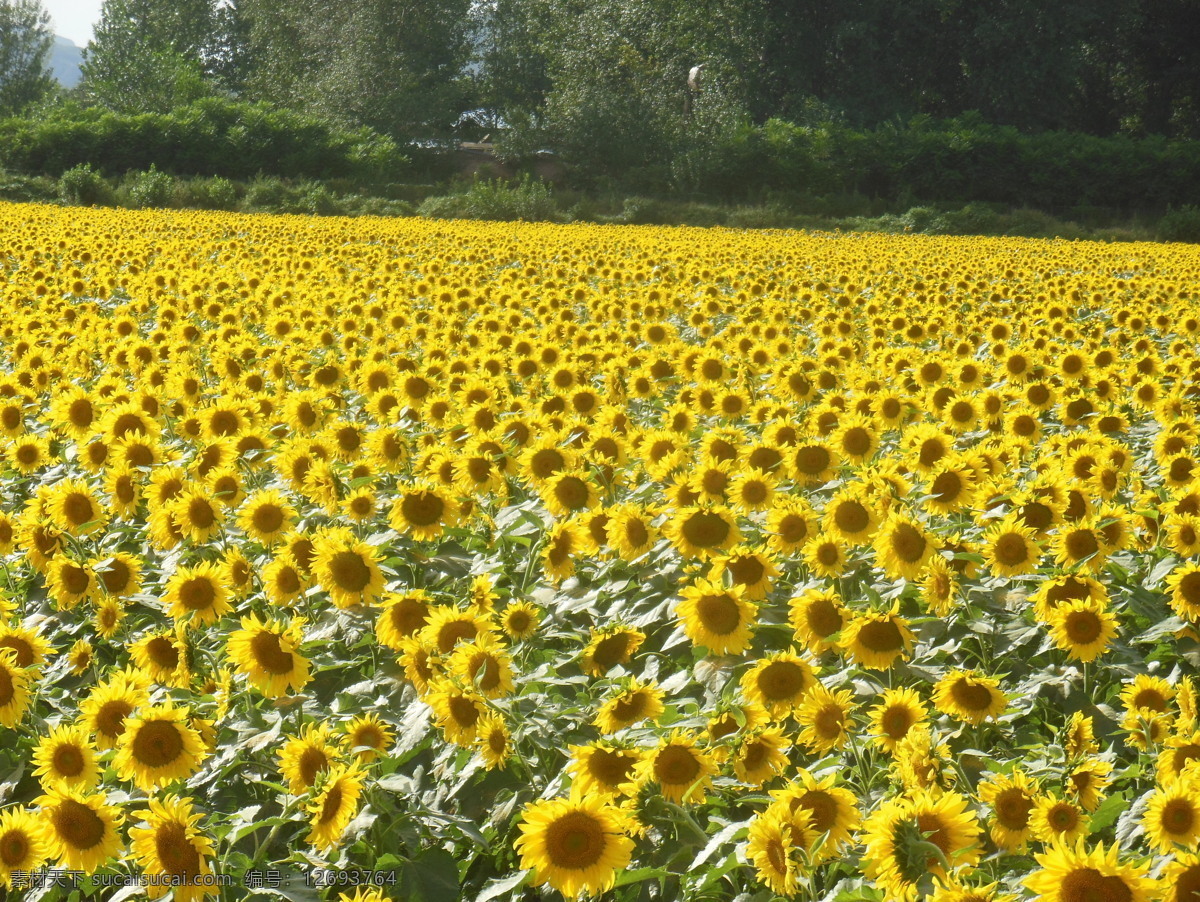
[766,497,817,554]
[1143,777,1200,852]
[1163,852,1200,902]
[791,440,838,485]
[515,795,634,898]
[840,607,916,671]
[542,519,587,581]
[237,489,296,545]
[1030,795,1089,844]
[474,714,512,769]
[665,505,741,560]
[376,590,432,651]
[746,807,813,898]
[768,769,861,855]
[824,488,880,545]
[169,484,225,544]
[0,622,54,669]
[0,807,49,890]
[95,550,142,598]
[420,606,492,655]
[893,725,957,794]
[1169,563,1200,622]
[983,515,1042,577]
[343,713,394,762]
[46,478,107,536]
[37,785,124,874]
[425,679,489,746]
[307,763,365,852]
[32,724,100,791]
[0,650,31,729]
[741,652,819,719]
[921,557,960,617]
[1031,574,1108,621]
[77,670,148,749]
[130,629,190,688]
[732,726,792,786]
[979,769,1040,850]
[448,634,515,698]
[595,680,666,734]
[263,704,330,791]
[1025,840,1154,902]
[501,600,541,640]
[790,587,848,654]
[795,684,855,754]
[1122,674,1176,717]
[8,433,51,474]
[869,687,929,753]
[566,741,642,800]
[804,531,849,578]
[226,613,311,698]
[636,730,718,804]
[874,513,939,580]
[389,482,459,541]
[709,545,779,600]
[933,669,1007,724]
[862,789,981,902]
[1160,730,1200,784]
[46,556,98,608]
[164,561,232,627]
[114,703,206,791]
[311,527,385,608]
[128,795,217,901]
[1166,514,1200,557]
[1046,597,1118,662]
[581,625,646,676]
[676,578,756,655]
[262,552,309,606]
[1064,712,1099,758]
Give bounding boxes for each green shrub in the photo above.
[1159,206,1200,243]
[59,163,111,205]
[416,193,472,220]
[183,176,239,211]
[0,171,57,203]
[461,176,559,222]
[126,166,176,209]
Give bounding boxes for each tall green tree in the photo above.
[81,0,217,112]
[233,0,473,140]
[0,0,54,115]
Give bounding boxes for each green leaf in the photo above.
[399,848,460,902]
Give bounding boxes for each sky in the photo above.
[43,0,103,47]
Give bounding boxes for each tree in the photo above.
[0,0,54,116]
[233,0,473,140]
[81,0,217,112]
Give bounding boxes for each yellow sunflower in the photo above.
[0,649,32,729]
[0,807,49,889]
[114,703,206,791]
[32,723,100,791]
[676,578,756,655]
[226,613,311,698]
[746,806,813,898]
[868,687,929,753]
[979,769,1040,850]
[164,561,232,627]
[741,652,819,719]
[594,680,666,734]
[933,669,1008,724]
[1030,794,1090,844]
[389,482,459,541]
[1025,840,1154,902]
[1046,597,1118,662]
[515,795,634,898]
[128,795,218,901]
[568,742,643,799]
[307,764,365,852]
[311,527,385,608]
[840,607,916,671]
[580,625,645,676]
[1143,777,1200,852]
[278,724,343,793]
[37,786,124,874]
[796,684,856,754]
[236,489,296,545]
[635,730,719,804]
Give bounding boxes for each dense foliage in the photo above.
[0,97,405,181]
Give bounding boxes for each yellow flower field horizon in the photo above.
[1,201,1200,900]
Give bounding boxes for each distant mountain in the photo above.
[50,35,83,88]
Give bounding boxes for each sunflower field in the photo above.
[1,202,1199,902]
